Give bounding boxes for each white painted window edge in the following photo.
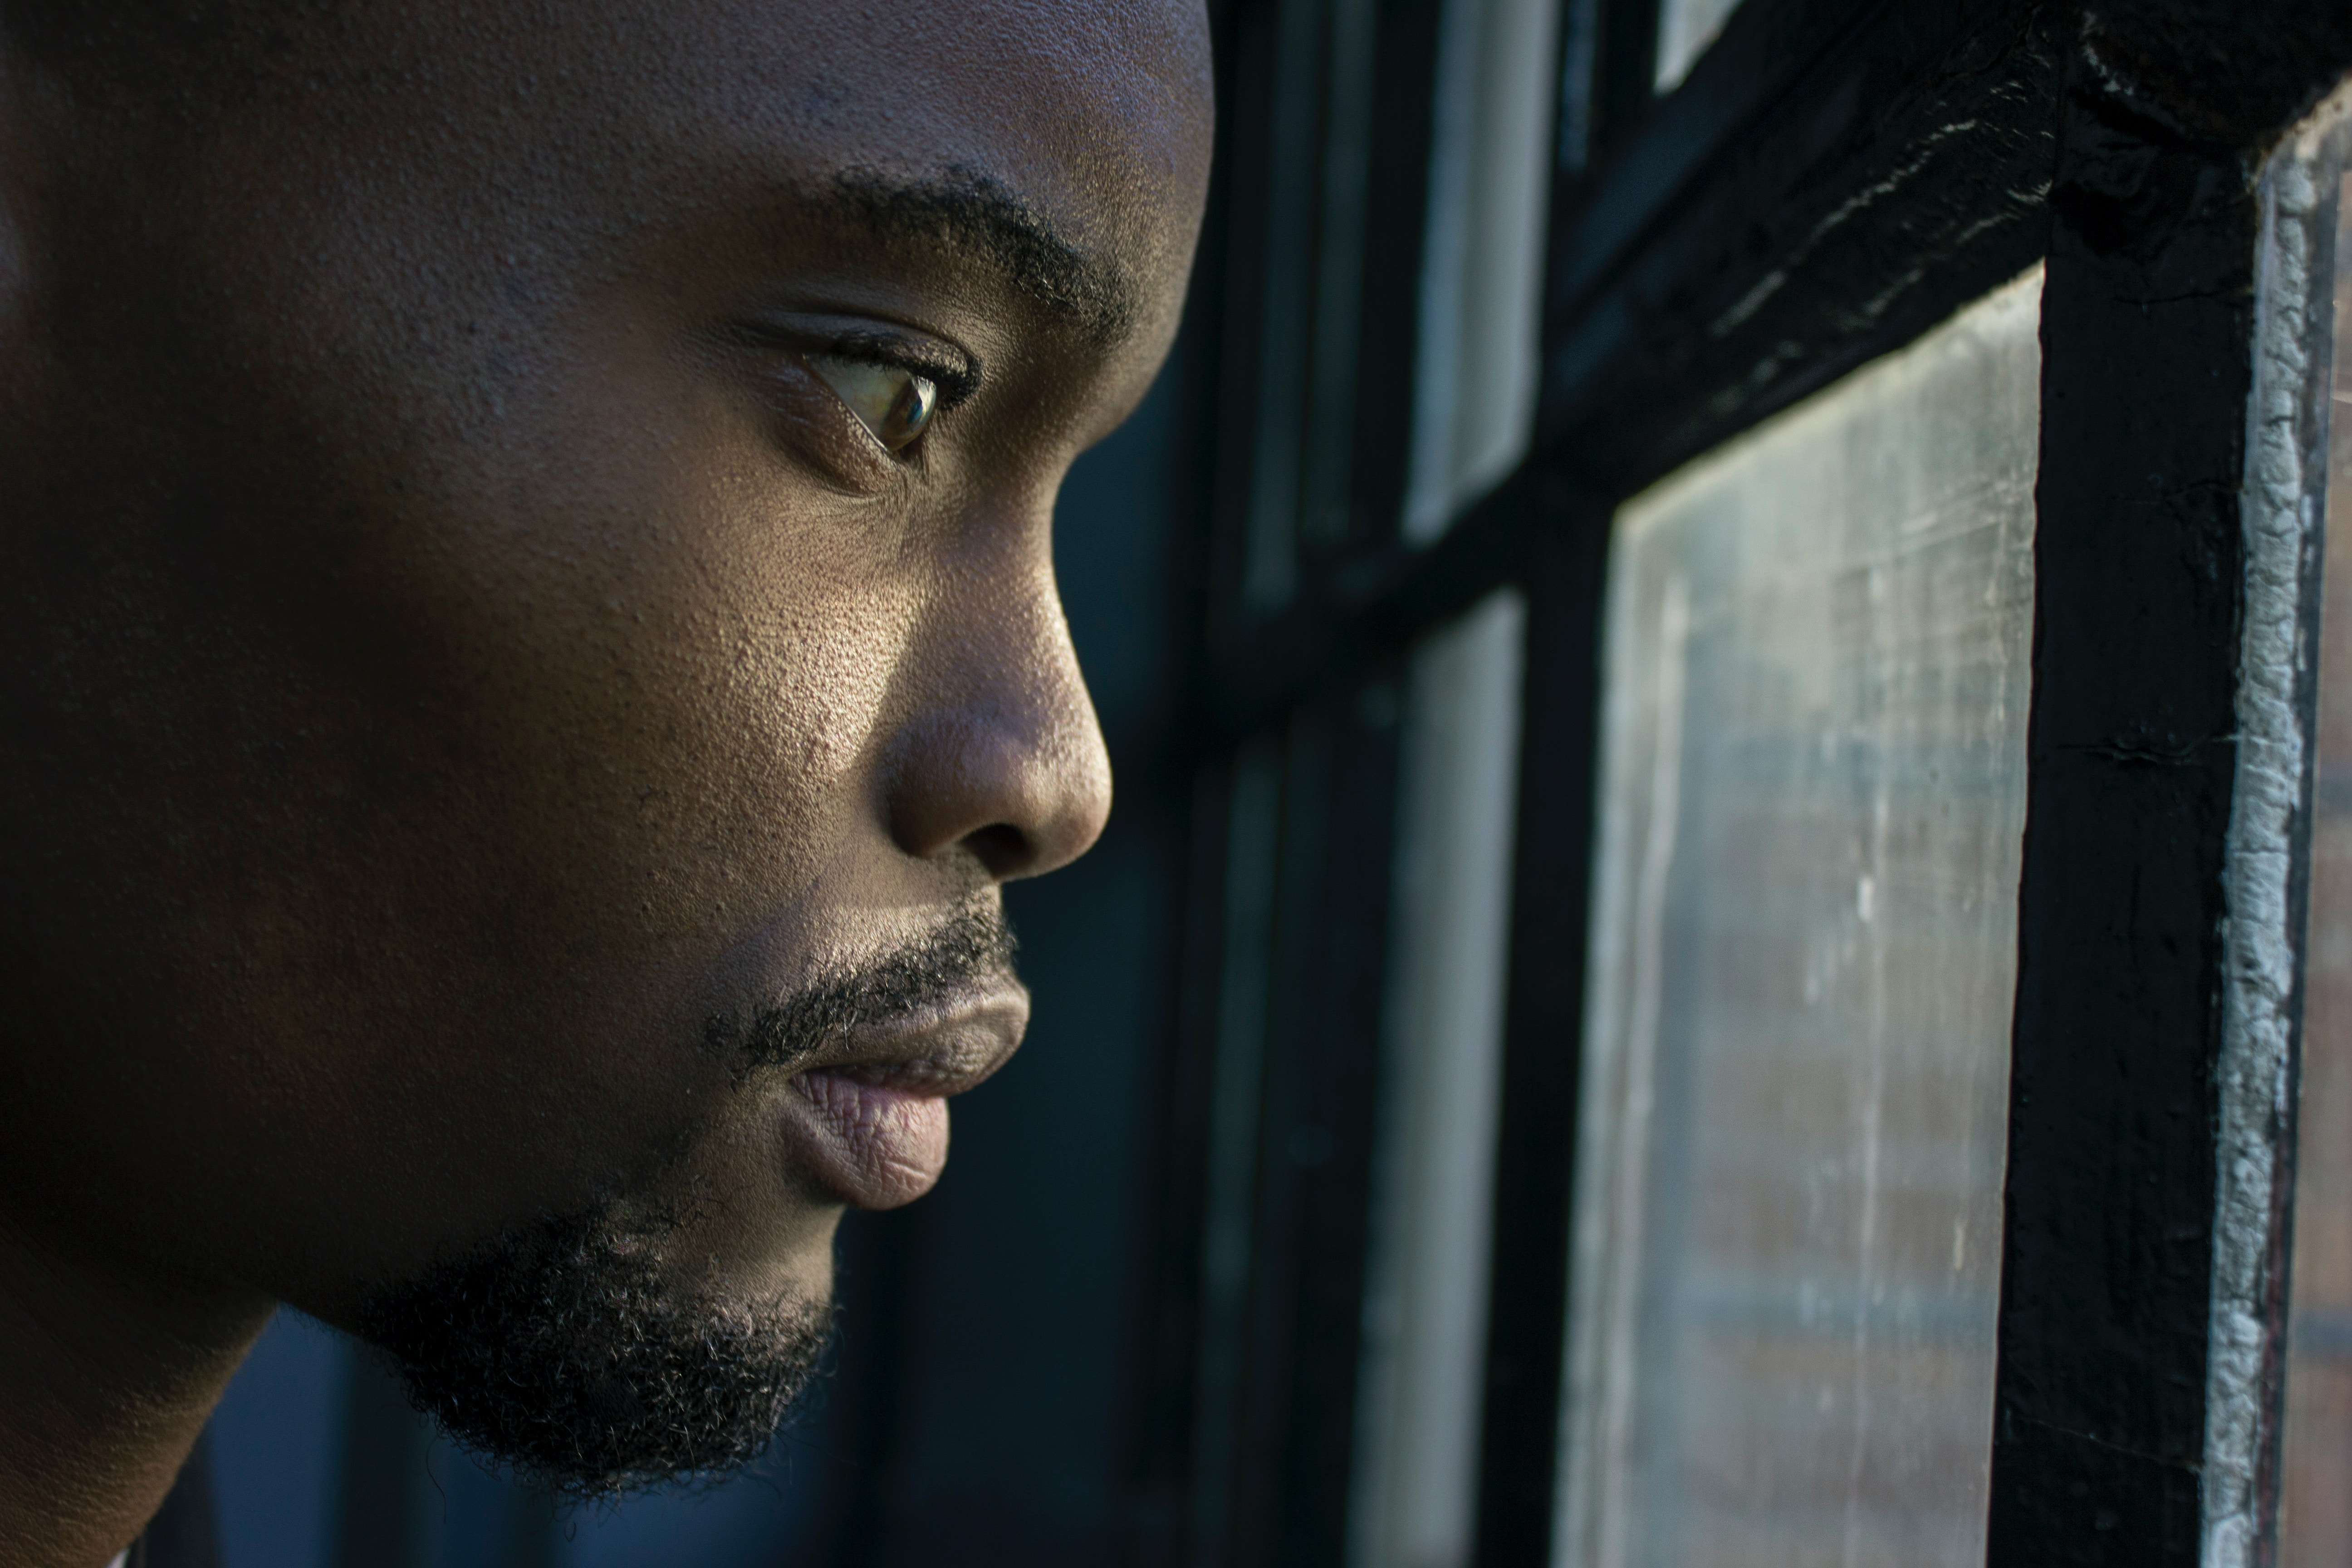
[2203,78,2352,1568]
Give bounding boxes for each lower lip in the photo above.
[784,1071,952,1210]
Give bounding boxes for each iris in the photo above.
[808,354,938,452]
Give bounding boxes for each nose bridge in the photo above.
[884,495,1110,880]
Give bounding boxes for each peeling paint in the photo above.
[2204,79,2352,1568]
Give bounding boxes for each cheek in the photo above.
[233,363,933,1289]
[679,554,916,905]
[491,362,928,943]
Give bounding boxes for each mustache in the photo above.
[707,902,1019,1071]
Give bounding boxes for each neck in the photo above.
[0,1210,272,1568]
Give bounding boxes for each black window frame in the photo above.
[1128,1,2352,1565]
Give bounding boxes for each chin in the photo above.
[354,1193,837,1496]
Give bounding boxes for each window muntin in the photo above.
[1557,270,2041,1568]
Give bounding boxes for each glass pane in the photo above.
[1405,0,1563,540]
[1355,592,1525,1568]
[1655,0,1742,91]
[2280,89,2352,1568]
[1558,269,2042,1568]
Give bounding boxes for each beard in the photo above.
[353,902,1017,1496]
[353,1202,833,1497]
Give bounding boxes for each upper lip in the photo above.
[790,977,1030,1098]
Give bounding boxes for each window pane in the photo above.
[1655,0,1742,91]
[1557,270,2042,1568]
[1405,0,1563,540]
[1355,591,1525,1568]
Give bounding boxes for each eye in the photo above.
[805,354,938,453]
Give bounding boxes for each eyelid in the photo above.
[733,315,981,408]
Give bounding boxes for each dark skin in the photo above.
[0,0,1212,1560]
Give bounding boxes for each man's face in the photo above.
[0,0,1210,1487]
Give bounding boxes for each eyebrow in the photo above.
[819,165,1139,350]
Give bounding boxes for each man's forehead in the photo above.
[702,3,1210,255]
[481,0,1211,340]
[574,0,1212,366]
[565,4,1208,186]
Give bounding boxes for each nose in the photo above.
[883,539,1112,883]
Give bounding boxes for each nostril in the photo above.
[960,823,1031,877]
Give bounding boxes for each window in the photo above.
[201,4,2352,1564]
[1148,3,2352,1567]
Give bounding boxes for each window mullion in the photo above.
[1986,37,2262,1565]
